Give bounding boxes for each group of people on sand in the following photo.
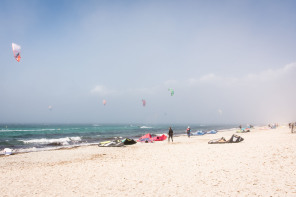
[167,126,191,143]
[268,123,279,129]
[239,124,254,129]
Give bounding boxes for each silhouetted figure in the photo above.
[168,127,173,142]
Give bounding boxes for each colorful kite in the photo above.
[48,105,53,111]
[12,43,21,62]
[168,88,174,96]
[142,99,146,107]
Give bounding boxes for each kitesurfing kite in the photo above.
[103,99,106,106]
[142,99,146,107]
[168,88,174,96]
[218,109,223,115]
[48,105,53,111]
[12,43,21,62]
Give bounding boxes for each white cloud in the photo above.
[199,73,217,82]
[185,62,296,87]
[90,85,114,96]
[164,80,178,87]
[283,62,296,72]
[218,109,223,115]
[187,78,198,85]
[245,62,296,82]
[127,86,160,95]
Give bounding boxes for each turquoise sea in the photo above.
[0,123,237,154]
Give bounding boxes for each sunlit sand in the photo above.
[1,126,296,196]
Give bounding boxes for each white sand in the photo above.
[1,126,296,196]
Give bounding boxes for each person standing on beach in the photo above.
[186,126,191,138]
[168,127,173,142]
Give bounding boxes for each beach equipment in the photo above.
[206,130,217,134]
[98,139,124,147]
[3,148,12,155]
[152,134,167,141]
[12,43,21,62]
[137,133,154,143]
[122,138,137,145]
[191,130,206,135]
[208,134,244,144]
[191,130,217,135]
[138,138,153,143]
[236,128,250,133]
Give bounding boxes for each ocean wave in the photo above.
[140,126,153,129]
[41,129,59,131]
[1,129,38,132]
[11,146,69,154]
[21,136,82,146]
[0,130,12,132]
[1,129,61,132]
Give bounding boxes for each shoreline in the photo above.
[0,125,235,155]
[0,123,240,151]
[0,125,274,157]
[1,126,296,196]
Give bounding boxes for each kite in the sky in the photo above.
[103,99,106,106]
[142,99,146,107]
[48,105,53,111]
[12,43,21,62]
[218,109,223,115]
[168,88,174,96]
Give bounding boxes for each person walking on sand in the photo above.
[168,127,173,142]
[186,126,191,138]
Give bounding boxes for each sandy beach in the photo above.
[1,126,296,196]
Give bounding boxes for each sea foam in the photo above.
[22,137,82,146]
[140,126,152,129]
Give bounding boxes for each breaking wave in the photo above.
[140,126,152,129]
[21,137,82,146]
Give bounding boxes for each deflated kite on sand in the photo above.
[152,134,167,141]
[137,133,153,143]
[208,134,244,144]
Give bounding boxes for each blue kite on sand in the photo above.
[191,130,218,136]
[206,130,217,134]
[191,130,206,135]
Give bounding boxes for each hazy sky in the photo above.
[1,0,296,124]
